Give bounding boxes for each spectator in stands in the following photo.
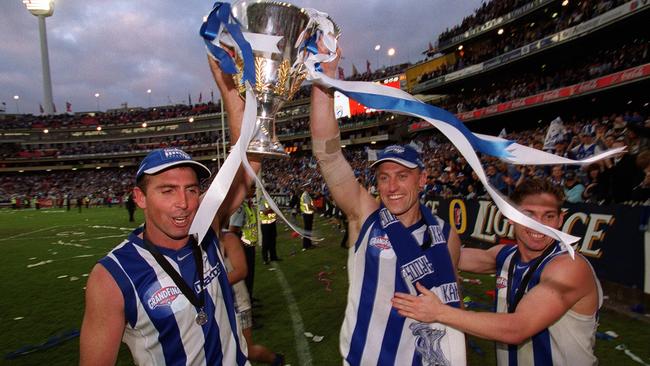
[563,171,585,203]
[631,169,650,203]
[582,164,604,203]
[487,164,508,194]
[599,137,645,203]
[548,165,564,187]
[570,126,602,160]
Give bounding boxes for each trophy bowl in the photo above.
[229,0,312,158]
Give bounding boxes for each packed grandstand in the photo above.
[1,0,648,214]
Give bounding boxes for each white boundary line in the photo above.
[271,263,312,365]
[0,225,61,241]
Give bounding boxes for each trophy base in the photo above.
[247,140,289,159]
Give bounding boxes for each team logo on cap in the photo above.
[384,145,405,154]
[163,148,191,160]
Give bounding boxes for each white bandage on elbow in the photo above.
[312,134,356,187]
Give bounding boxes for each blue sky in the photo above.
[1,0,483,114]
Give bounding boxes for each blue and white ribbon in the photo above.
[200,2,255,85]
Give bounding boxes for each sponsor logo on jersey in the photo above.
[401,255,435,283]
[436,282,460,304]
[429,226,446,246]
[194,263,222,292]
[496,276,507,289]
[379,208,399,227]
[148,286,182,309]
[369,235,392,250]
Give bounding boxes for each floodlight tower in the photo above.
[22,0,55,115]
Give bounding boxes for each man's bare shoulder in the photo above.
[541,253,597,293]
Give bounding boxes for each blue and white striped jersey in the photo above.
[99,226,249,366]
[495,243,601,366]
[341,208,466,365]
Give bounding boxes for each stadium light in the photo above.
[13,95,20,113]
[96,126,102,131]
[497,28,504,35]
[94,92,100,110]
[562,0,569,6]
[147,89,152,107]
[387,48,396,67]
[43,128,48,134]
[22,0,55,115]
[457,45,463,51]
[188,117,195,123]
[142,122,147,128]
[374,44,381,70]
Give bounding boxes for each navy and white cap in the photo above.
[136,148,211,181]
[370,144,425,170]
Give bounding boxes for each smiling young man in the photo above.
[392,178,602,366]
[79,57,258,365]
[310,47,465,365]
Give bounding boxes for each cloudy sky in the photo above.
[1,0,483,114]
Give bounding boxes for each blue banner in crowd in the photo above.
[426,198,648,292]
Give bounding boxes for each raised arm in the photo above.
[79,264,126,366]
[310,46,376,226]
[207,56,261,229]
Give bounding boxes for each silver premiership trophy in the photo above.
[229,1,313,158]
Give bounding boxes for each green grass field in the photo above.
[1,206,649,365]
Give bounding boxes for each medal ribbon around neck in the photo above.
[142,228,208,325]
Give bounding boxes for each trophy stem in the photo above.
[247,92,289,158]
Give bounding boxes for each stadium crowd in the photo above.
[438,0,534,46]
[447,37,649,113]
[4,107,647,210]
[2,102,221,130]
[420,0,631,84]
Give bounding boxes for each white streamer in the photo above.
[190,82,257,243]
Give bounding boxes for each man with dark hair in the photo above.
[392,177,602,366]
[80,57,258,365]
[310,46,465,364]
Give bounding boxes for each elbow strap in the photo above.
[313,134,356,188]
